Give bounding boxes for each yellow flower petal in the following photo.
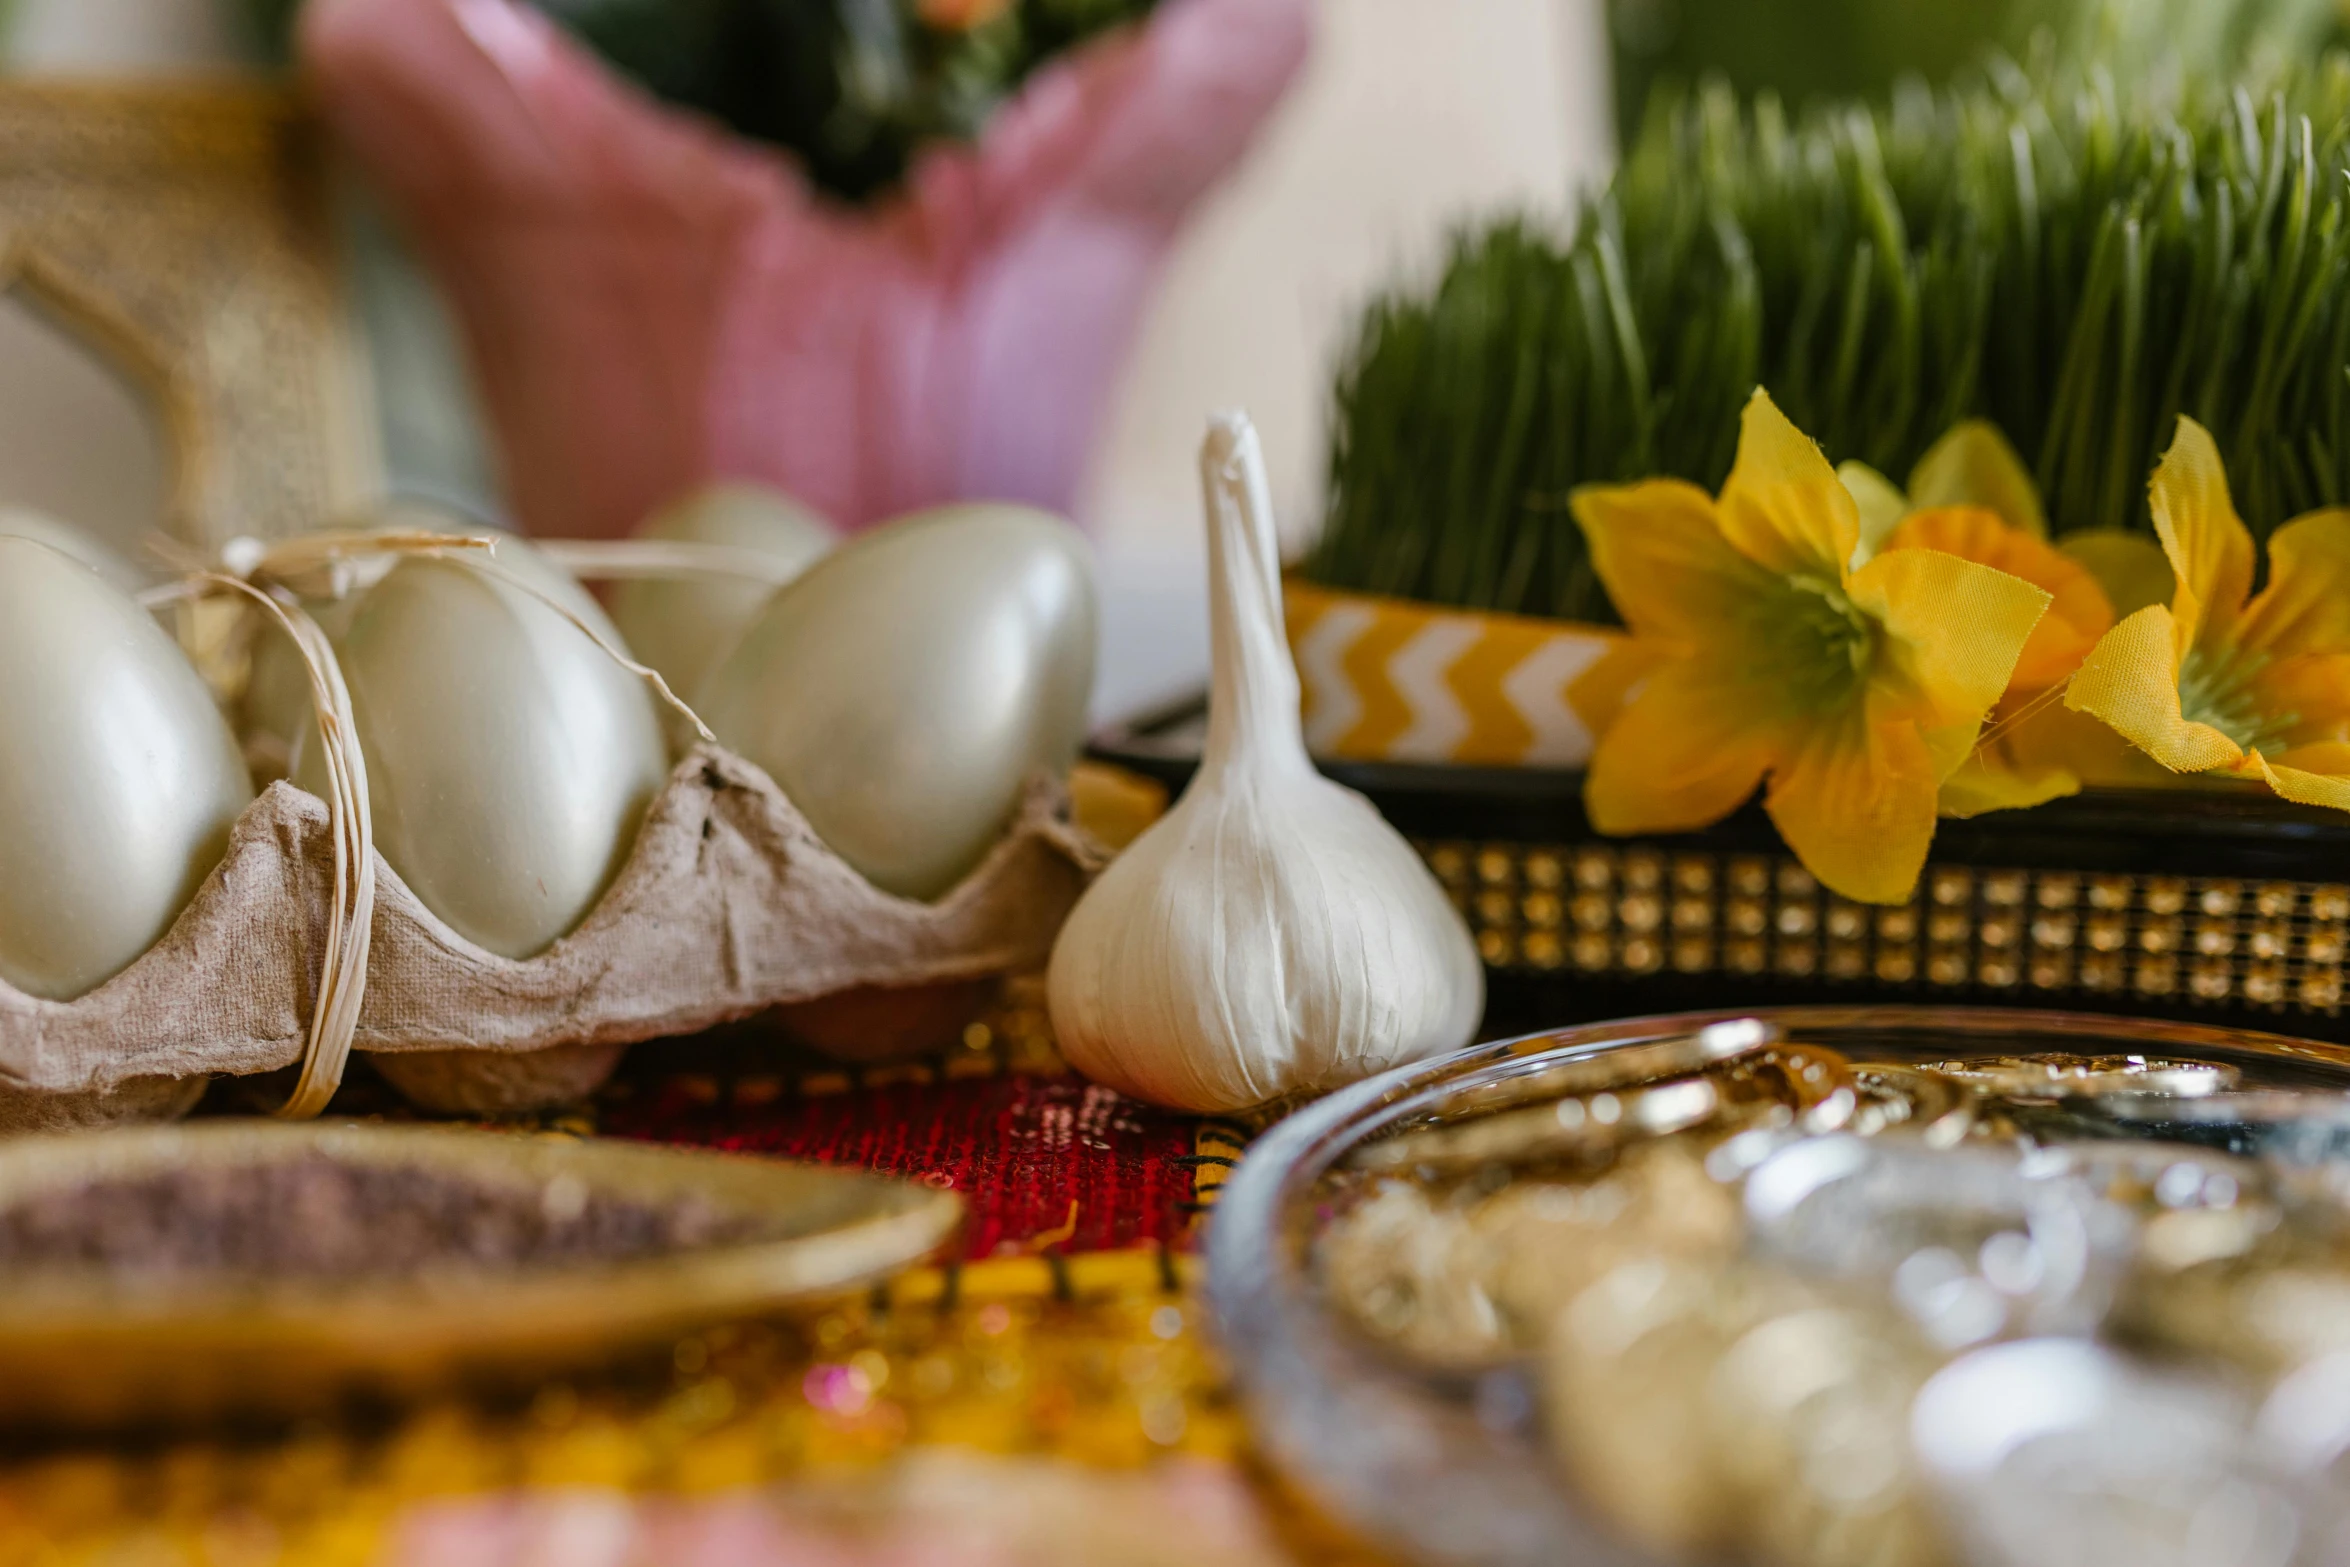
[2248,652,2350,748]
[2149,417,2257,652]
[2271,740,2350,774]
[2066,604,2245,773]
[1848,546,2051,767]
[1570,478,1777,651]
[2059,530,2175,619]
[2250,747,2350,812]
[1837,461,1910,564]
[1885,508,2109,691]
[1939,750,2081,817]
[1717,389,1860,580]
[1584,657,1775,836]
[1566,638,1668,741]
[2031,701,2167,788]
[1908,420,2047,538]
[1763,700,1939,904]
[2235,508,2350,661]
[1942,695,2168,816]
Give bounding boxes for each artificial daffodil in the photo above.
[1571,390,2051,904]
[2066,417,2350,808]
[1840,418,2049,559]
[1837,422,2165,816]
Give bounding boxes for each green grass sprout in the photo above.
[1310,49,2350,624]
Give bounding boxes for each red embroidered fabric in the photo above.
[603,1068,1210,1260]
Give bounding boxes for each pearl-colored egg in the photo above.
[244,509,530,758]
[0,506,146,592]
[698,502,1096,902]
[297,538,668,960]
[611,483,834,703]
[243,589,366,768]
[0,537,254,999]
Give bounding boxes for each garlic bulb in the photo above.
[1046,414,1482,1113]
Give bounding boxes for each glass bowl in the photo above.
[1204,1006,2350,1567]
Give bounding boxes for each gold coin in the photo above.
[1915,1053,2238,1101]
[1444,1017,1780,1120]
[1718,1043,1858,1131]
[1848,1064,1978,1145]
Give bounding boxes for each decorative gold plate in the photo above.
[0,1122,960,1430]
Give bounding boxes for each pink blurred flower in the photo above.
[300,0,1311,538]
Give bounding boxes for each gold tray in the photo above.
[0,1121,960,1430]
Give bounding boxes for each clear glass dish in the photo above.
[1204,1006,2350,1567]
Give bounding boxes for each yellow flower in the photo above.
[1840,419,2048,559]
[1886,507,2107,692]
[2066,417,2350,808]
[1839,422,2171,817]
[1841,422,2118,691]
[1571,390,2051,904]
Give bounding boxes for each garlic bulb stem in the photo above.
[1201,416,1309,781]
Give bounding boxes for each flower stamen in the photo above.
[1763,575,1878,714]
[2178,647,2297,757]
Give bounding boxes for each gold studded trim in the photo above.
[1421,841,2349,1016]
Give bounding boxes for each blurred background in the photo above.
[0,0,1612,723]
[1,0,2337,718]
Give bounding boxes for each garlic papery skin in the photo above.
[1046,414,1482,1113]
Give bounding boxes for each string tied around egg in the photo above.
[143,551,398,1119]
[531,537,808,589]
[142,529,726,1119]
[220,527,722,745]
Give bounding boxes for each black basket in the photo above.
[1090,696,2350,1044]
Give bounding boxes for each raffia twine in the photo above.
[142,528,750,1118]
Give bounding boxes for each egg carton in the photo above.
[0,745,1098,1130]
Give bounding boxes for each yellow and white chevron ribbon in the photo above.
[1284,581,1629,768]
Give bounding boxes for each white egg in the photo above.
[698,502,1096,902]
[243,507,519,756]
[610,483,834,702]
[0,536,254,999]
[0,506,146,592]
[296,537,668,960]
[244,592,364,769]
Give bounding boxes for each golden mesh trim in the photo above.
[1420,839,2350,1017]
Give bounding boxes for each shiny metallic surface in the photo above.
[610,483,834,703]
[298,541,667,960]
[698,502,1096,902]
[0,1121,961,1429]
[0,537,252,999]
[1209,1007,2350,1567]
